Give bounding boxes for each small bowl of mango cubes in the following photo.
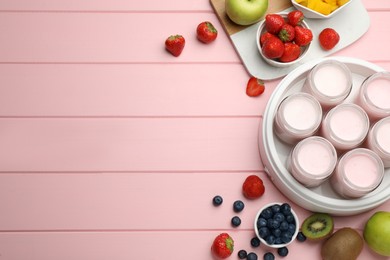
[291,0,353,19]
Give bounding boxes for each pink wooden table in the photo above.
[0,0,389,259]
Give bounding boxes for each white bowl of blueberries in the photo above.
[254,202,299,249]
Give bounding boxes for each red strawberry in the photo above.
[287,10,304,27]
[196,21,218,44]
[262,37,284,59]
[278,24,295,42]
[260,32,278,47]
[211,233,234,259]
[246,77,265,97]
[165,35,185,57]
[319,28,340,50]
[279,42,301,62]
[242,175,265,199]
[294,26,313,47]
[265,14,285,34]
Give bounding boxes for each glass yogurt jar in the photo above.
[303,60,352,110]
[366,116,390,167]
[330,148,384,198]
[321,103,370,151]
[356,71,390,122]
[287,136,338,188]
[274,93,322,144]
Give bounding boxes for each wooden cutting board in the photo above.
[210,0,292,35]
[210,0,370,80]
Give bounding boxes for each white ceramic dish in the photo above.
[291,0,354,19]
[256,13,311,68]
[259,56,390,216]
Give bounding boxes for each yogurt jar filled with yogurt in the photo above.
[303,60,353,110]
[287,136,338,188]
[321,103,370,152]
[274,93,322,144]
[366,116,390,167]
[356,71,390,122]
[330,148,384,198]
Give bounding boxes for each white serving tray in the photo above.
[228,0,370,80]
[259,56,390,216]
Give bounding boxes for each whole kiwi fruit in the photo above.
[321,227,363,260]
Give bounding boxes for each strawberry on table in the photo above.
[246,77,265,97]
[165,35,185,57]
[262,37,284,59]
[242,175,265,199]
[294,26,313,46]
[287,10,304,26]
[211,233,234,259]
[260,32,278,47]
[278,24,295,42]
[265,14,285,34]
[197,21,218,44]
[319,28,340,50]
[279,42,301,62]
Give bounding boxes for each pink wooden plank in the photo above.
[0,230,385,260]
[0,118,262,172]
[0,0,387,11]
[0,12,389,63]
[0,172,388,231]
[0,13,236,63]
[0,63,275,117]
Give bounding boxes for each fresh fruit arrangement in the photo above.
[295,0,350,16]
[259,11,313,64]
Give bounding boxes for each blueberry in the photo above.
[212,195,223,206]
[275,237,283,244]
[237,249,247,259]
[260,207,273,219]
[233,200,245,212]
[271,204,281,213]
[273,212,285,223]
[231,216,241,227]
[250,236,261,247]
[267,218,280,229]
[281,231,292,243]
[257,217,267,228]
[277,246,289,257]
[288,223,296,234]
[297,231,307,242]
[247,252,258,260]
[263,252,275,260]
[286,213,295,224]
[272,228,281,237]
[265,235,276,245]
[280,203,291,215]
[258,227,270,238]
[280,221,289,231]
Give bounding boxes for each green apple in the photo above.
[225,0,268,26]
[363,211,390,256]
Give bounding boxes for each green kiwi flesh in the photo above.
[301,213,334,240]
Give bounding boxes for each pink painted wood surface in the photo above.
[0,0,389,259]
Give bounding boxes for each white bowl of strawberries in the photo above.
[256,11,313,68]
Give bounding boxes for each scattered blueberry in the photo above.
[297,231,307,242]
[231,216,241,227]
[250,237,261,247]
[263,252,275,260]
[233,200,245,212]
[212,195,223,206]
[237,249,247,259]
[277,246,289,257]
[247,252,258,260]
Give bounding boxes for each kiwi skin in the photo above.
[321,227,363,260]
[301,213,334,240]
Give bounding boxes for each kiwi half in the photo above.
[301,213,334,240]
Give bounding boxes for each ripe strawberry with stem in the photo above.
[211,233,234,259]
[196,21,218,43]
[294,26,313,47]
[319,28,340,50]
[265,14,285,34]
[246,77,265,97]
[278,23,295,42]
[165,35,185,57]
